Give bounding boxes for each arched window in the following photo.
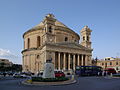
[83,36,85,41]
[28,38,30,49]
[87,36,89,41]
[105,63,107,66]
[116,62,118,65]
[49,26,52,33]
[110,62,112,65]
[102,63,104,66]
[65,37,68,41]
[37,36,40,47]
[37,55,40,59]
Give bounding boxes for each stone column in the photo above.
[77,55,80,66]
[68,53,71,70]
[58,52,61,70]
[63,53,66,70]
[81,55,84,66]
[34,55,36,73]
[52,52,55,68]
[87,55,90,65]
[26,55,29,72]
[85,55,88,66]
[73,54,76,71]
[29,55,31,71]
[89,55,92,65]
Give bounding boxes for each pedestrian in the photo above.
[102,70,105,76]
[98,72,100,76]
[105,71,108,76]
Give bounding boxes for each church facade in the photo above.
[22,14,93,73]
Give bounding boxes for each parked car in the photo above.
[0,72,3,75]
[104,68,116,75]
[13,73,28,78]
[8,72,14,76]
[54,71,65,77]
[65,72,72,78]
[21,72,31,76]
[13,73,21,78]
[36,72,43,77]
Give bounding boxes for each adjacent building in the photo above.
[97,57,120,72]
[0,59,13,67]
[22,14,93,73]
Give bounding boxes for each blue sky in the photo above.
[0,0,120,64]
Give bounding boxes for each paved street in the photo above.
[0,76,120,90]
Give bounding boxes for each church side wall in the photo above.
[24,30,44,49]
[22,46,47,73]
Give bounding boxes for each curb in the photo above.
[21,79,77,86]
[110,76,120,79]
[103,76,120,79]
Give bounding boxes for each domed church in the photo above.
[22,14,93,73]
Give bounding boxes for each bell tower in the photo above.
[43,14,56,33]
[42,14,56,44]
[80,26,92,48]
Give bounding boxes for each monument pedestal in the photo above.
[42,60,55,78]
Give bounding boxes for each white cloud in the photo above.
[0,48,21,64]
[0,48,12,56]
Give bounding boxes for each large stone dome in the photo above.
[23,14,79,38]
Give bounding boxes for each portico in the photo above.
[54,52,91,71]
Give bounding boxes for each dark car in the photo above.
[105,68,116,75]
[54,71,65,77]
[8,72,14,76]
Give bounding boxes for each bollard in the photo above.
[110,73,113,77]
[71,75,74,80]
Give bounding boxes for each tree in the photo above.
[0,63,22,72]
[11,64,22,72]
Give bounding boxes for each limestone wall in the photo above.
[23,27,80,50]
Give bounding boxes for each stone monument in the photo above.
[42,58,55,78]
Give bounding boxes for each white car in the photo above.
[13,73,28,78]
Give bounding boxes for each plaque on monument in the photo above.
[42,59,55,78]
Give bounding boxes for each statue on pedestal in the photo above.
[42,58,55,78]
